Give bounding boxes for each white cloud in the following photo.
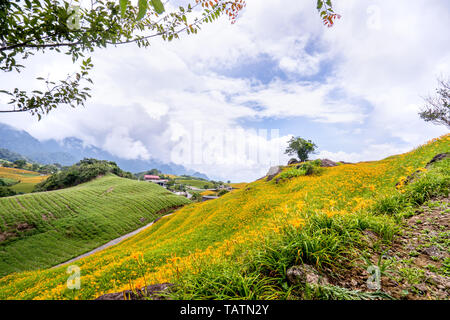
[233,80,366,123]
[316,143,411,163]
[103,126,151,160]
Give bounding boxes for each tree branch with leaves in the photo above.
[0,0,337,119]
[419,77,450,128]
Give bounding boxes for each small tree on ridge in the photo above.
[419,77,450,128]
[285,137,318,162]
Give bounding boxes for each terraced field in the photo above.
[0,175,190,276]
[175,179,215,189]
[0,167,49,193]
[0,135,448,300]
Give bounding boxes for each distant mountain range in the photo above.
[0,123,209,180]
[0,148,30,163]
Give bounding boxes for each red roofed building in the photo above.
[144,175,160,180]
[143,175,168,187]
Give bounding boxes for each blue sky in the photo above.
[0,0,449,182]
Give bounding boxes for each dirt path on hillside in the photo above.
[332,196,450,299]
[53,213,174,268]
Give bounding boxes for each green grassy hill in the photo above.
[0,174,190,276]
[0,135,448,300]
[175,179,215,189]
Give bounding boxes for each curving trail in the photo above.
[53,213,174,268]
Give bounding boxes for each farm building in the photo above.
[143,175,168,187]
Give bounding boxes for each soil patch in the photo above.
[95,283,173,300]
[328,197,449,299]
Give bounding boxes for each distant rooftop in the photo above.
[144,175,160,180]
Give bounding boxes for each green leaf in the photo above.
[137,0,148,20]
[317,0,323,10]
[150,0,165,14]
[120,0,128,17]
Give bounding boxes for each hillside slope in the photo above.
[0,175,190,277]
[0,135,448,299]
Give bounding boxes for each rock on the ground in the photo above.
[288,158,300,165]
[413,283,428,294]
[16,222,34,231]
[362,230,379,246]
[286,265,329,286]
[266,166,282,182]
[319,159,338,167]
[95,283,173,300]
[422,245,443,258]
[425,153,449,168]
[153,217,162,224]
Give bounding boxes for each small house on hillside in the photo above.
[144,175,168,187]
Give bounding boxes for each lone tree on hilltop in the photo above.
[419,77,450,128]
[285,137,318,162]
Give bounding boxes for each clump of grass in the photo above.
[442,258,450,276]
[303,284,394,300]
[372,158,449,216]
[168,210,397,300]
[252,212,396,278]
[166,262,282,300]
[279,160,323,180]
[253,213,358,277]
[407,161,449,205]
[372,194,409,216]
[304,285,394,300]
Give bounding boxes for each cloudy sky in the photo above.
[1,0,449,182]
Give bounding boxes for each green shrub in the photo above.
[35,158,134,191]
[278,161,323,180]
[190,192,202,202]
[0,186,17,197]
[168,263,280,300]
[252,212,394,277]
[217,189,230,196]
[0,177,18,186]
[278,167,307,180]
